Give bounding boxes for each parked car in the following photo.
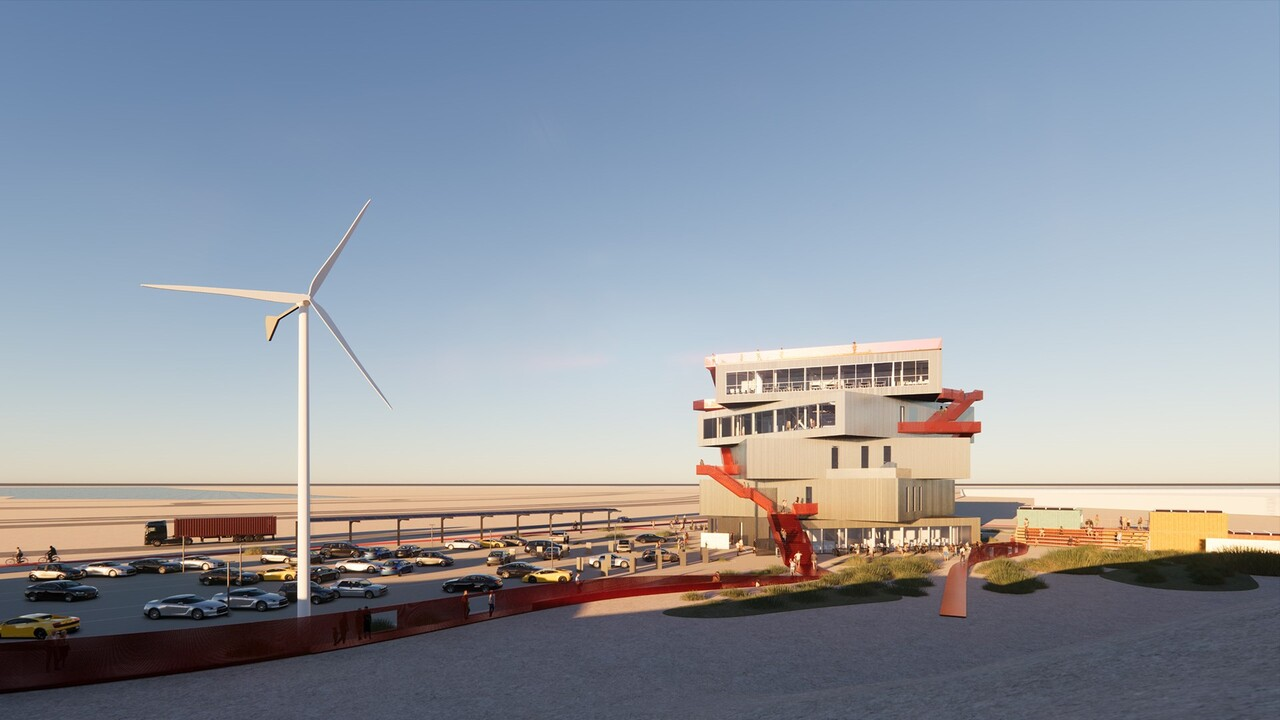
[310,565,342,583]
[279,581,339,604]
[634,533,669,544]
[27,563,86,581]
[335,558,385,574]
[494,561,541,580]
[129,557,183,574]
[485,550,515,566]
[359,546,394,560]
[640,548,679,564]
[393,545,423,558]
[258,547,294,563]
[478,538,508,549]
[550,531,572,546]
[180,556,226,571]
[588,553,630,569]
[329,579,388,599]
[524,540,562,556]
[286,548,325,565]
[442,574,502,593]
[379,559,414,576]
[198,567,261,586]
[532,543,565,560]
[499,534,529,547]
[24,580,99,602]
[446,539,482,551]
[143,594,228,620]
[318,543,364,559]
[78,561,138,578]
[258,566,299,582]
[0,613,80,639]
[617,515,632,523]
[212,587,290,611]
[413,551,455,567]
[523,568,573,584]
[614,539,633,552]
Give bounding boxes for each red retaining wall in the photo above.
[1,573,797,694]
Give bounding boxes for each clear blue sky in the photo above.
[1,1,1276,486]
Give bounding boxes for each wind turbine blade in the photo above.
[309,199,371,298]
[142,284,308,305]
[311,300,393,409]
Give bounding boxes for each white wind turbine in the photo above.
[143,199,391,616]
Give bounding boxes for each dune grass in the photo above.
[667,555,939,618]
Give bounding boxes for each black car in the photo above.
[278,581,339,604]
[634,533,669,544]
[319,542,363,559]
[129,557,183,574]
[499,534,529,547]
[24,580,99,602]
[640,548,679,564]
[442,574,503,593]
[494,561,541,580]
[198,567,261,586]
[394,545,423,558]
[310,565,341,583]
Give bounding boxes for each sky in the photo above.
[0,1,1276,487]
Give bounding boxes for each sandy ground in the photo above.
[4,551,1277,718]
[0,484,700,556]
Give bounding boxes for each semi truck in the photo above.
[144,516,278,547]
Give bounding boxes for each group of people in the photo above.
[11,546,57,563]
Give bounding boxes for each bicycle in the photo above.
[45,554,61,563]
[6,553,26,565]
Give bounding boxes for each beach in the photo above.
[0,484,700,557]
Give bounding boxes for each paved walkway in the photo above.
[5,553,1278,719]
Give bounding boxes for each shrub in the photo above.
[680,591,706,602]
[980,558,1048,594]
[882,556,938,580]
[1209,549,1280,577]
[1133,566,1167,584]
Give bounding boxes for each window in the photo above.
[861,445,869,469]
[755,411,774,434]
[758,369,775,392]
[819,403,836,427]
[883,445,892,464]
[831,447,838,469]
[703,418,716,439]
[720,417,733,438]
[874,362,893,387]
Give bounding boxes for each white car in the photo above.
[78,561,138,578]
[335,558,386,574]
[212,587,290,611]
[180,556,227,571]
[258,548,293,564]
[446,539,482,551]
[588,553,630,569]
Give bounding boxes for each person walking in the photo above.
[461,590,470,619]
[487,591,495,617]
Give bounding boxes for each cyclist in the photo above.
[13,547,25,564]
[47,545,58,562]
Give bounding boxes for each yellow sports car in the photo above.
[523,568,573,584]
[0,613,80,640]
[478,538,508,548]
[258,566,298,582]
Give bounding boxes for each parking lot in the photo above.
[1,531,710,638]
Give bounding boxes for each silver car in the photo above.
[143,594,229,620]
[328,579,388,598]
[180,556,227,571]
[413,551,455,567]
[211,587,289,612]
[78,561,138,578]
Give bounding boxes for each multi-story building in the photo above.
[694,338,983,571]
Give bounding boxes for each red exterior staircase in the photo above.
[696,448,818,575]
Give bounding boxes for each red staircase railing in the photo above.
[696,449,817,575]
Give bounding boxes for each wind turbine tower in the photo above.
[143,199,391,616]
